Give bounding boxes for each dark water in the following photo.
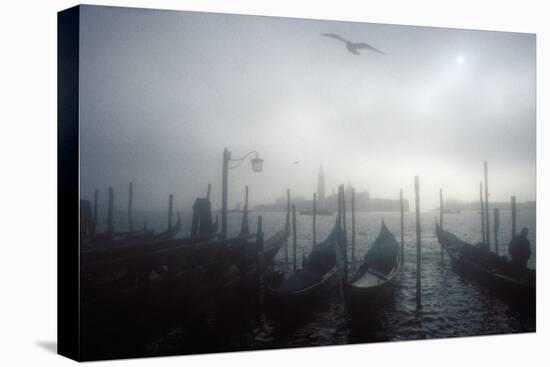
[106,208,536,353]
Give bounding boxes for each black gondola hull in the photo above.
[265,267,339,320]
[345,277,397,322]
[437,224,535,309]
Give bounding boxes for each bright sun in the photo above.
[456,55,465,64]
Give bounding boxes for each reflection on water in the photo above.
[110,209,535,352]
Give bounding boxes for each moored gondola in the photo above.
[265,221,341,316]
[345,222,401,322]
[435,222,535,307]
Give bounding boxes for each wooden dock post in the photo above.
[339,185,348,284]
[256,216,264,310]
[241,186,249,235]
[484,161,491,250]
[511,195,517,238]
[336,186,348,299]
[168,194,174,230]
[313,193,317,247]
[351,188,356,263]
[480,182,486,245]
[292,204,297,272]
[93,188,98,238]
[414,176,422,308]
[206,183,211,200]
[494,208,500,256]
[400,189,404,266]
[439,188,444,229]
[107,187,114,236]
[439,188,444,263]
[337,186,342,228]
[285,189,290,264]
[341,185,347,243]
[221,148,230,238]
[338,185,342,226]
[128,182,133,233]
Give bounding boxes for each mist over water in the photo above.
[128,208,535,353]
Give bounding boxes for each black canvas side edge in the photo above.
[57,5,80,361]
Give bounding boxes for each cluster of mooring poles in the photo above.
[439,160,519,263]
[84,182,179,241]
[476,162,518,252]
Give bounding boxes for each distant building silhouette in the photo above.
[255,168,405,213]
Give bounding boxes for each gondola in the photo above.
[345,222,401,321]
[216,228,289,305]
[152,212,183,240]
[263,229,289,264]
[82,212,184,250]
[221,228,289,288]
[435,222,535,306]
[266,221,341,313]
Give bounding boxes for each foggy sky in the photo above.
[79,5,536,212]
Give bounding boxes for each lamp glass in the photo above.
[251,157,263,172]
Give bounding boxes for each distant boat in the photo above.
[299,208,335,216]
[226,208,255,213]
[224,203,255,213]
[443,209,461,214]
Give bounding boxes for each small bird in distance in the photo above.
[321,33,385,56]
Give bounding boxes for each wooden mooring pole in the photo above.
[511,195,517,239]
[313,193,317,247]
[439,188,444,263]
[107,187,114,236]
[285,189,290,264]
[128,182,133,233]
[494,208,500,256]
[341,185,347,243]
[93,188,98,238]
[292,204,297,272]
[168,194,174,230]
[414,176,422,308]
[221,148,230,238]
[256,216,264,310]
[336,186,344,298]
[480,182,486,245]
[484,161,490,250]
[400,189,404,266]
[351,188,356,264]
[241,186,249,235]
[339,185,348,284]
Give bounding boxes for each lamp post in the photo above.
[221,148,264,238]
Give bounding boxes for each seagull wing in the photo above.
[321,33,349,44]
[353,42,385,55]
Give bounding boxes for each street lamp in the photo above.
[221,148,263,238]
[250,152,264,172]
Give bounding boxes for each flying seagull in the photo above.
[321,33,385,55]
